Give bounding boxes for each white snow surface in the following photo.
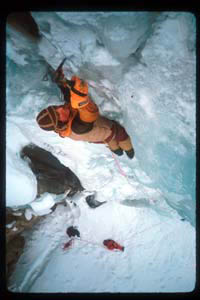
[6,119,38,206]
[6,11,196,293]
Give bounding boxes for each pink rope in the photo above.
[132,222,162,238]
[111,152,127,177]
[110,153,166,243]
[71,223,163,250]
[63,237,105,251]
[74,237,105,248]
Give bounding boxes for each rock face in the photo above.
[6,235,25,283]
[21,144,84,197]
[6,144,84,283]
[6,208,43,282]
[7,12,41,42]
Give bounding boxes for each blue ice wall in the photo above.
[6,12,196,226]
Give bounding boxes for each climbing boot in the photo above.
[107,138,123,156]
[118,137,133,151]
[112,148,123,156]
[118,137,134,159]
[125,148,134,159]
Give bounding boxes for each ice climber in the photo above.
[36,70,134,159]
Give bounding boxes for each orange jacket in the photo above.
[55,95,99,138]
[62,75,90,109]
[54,76,117,143]
[70,76,89,109]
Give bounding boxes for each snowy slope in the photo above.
[6,11,196,293]
[9,199,195,293]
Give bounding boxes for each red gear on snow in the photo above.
[63,239,73,250]
[103,239,124,252]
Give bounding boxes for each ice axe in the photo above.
[42,57,67,82]
[42,57,74,89]
[52,57,67,83]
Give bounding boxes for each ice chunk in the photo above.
[99,12,158,59]
[25,208,34,221]
[30,193,55,216]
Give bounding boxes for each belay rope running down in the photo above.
[111,152,127,178]
[63,227,125,252]
[39,144,173,253]
[62,221,166,253]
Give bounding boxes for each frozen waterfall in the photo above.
[6,11,196,293]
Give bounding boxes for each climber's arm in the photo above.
[69,76,99,123]
[56,74,99,123]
